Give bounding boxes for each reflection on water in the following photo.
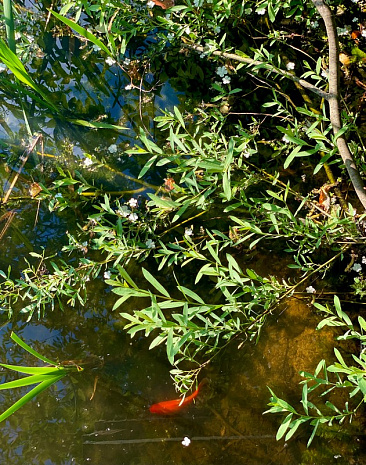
[0,295,363,464]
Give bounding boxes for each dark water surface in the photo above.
[0,13,365,465]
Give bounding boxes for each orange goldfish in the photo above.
[149,380,206,415]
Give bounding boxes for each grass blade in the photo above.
[0,375,64,424]
[11,332,58,365]
[50,11,112,57]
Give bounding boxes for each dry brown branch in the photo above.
[312,0,366,210]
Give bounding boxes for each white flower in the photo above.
[286,62,295,70]
[185,26,191,34]
[55,193,63,198]
[123,57,131,66]
[185,227,193,236]
[257,8,266,15]
[306,286,316,294]
[337,27,350,36]
[362,256,366,264]
[310,20,319,28]
[362,30,366,38]
[145,239,155,248]
[352,17,359,22]
[167,33,174,41]
[125,84,133,90]
[282,135,290,143]
[104,271,111,279]
[352,263,362,273]
[128,212,138,222]
[321,69,328,78]
[0,63,7,73]
[108,144,118,153]
[82,157,93,167]
[105,57,116,66]
[128,198,138,208]
[216,66,228,77]
[147,0,155,8]
[117,206,131,217]
[213,26,221,34]
[181,437,191,447]
[222,76,231,84]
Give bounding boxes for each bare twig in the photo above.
[312,0,366,210]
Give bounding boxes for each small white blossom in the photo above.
[181,437,191,447]
[82,157,93,167]
[337,27,350,36]
[301,174,306,182]
[117,206,131,217]
[352,17,359,22]
[128,198,138,208]
[257,8,266,15]
[213,26,221,34]
[104,271,111,279]
[0,63,7,73]
[310,20,319,28]
[216,66,228,77]
[282,135,290,143]
[185,227,193,237]
[123,57,131,66]
[286,62,295,70]
[243,150,251,158]
[145,239,155,248]
[222,76,231,84]
[362,30,366,38]
[167,33,174,41]
[306,286,316,294]
[321,69,328,78]
[352,263,362,273]
[185,26,191,34]
[105,57,116,66]
[362,256,366,264]
[128,212,138,222]
[55,193,63,198]
[108,144,118,153]
[125,84,133,90]
[92,45,101,52]
[147,0,155,7]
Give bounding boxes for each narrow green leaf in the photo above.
[0,363,63,375]
[302,382,308,415]
[0,373,65,390]
[307,419,319,448]
[0,374,65,424]
[50,11,112,57]
[276,413,293,440]
[11,333,57,365]
[142,268,171,298]
[177,285,205,304]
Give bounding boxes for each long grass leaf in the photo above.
[0,40,58,111]
[68,119,127,131]
[0,375,64,423]
[11,332,58,365]
[50,11,112,57]
[0,363,65,375]
[0,373,64,390]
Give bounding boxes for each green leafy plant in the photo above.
[0,332,82,423]
[265,296,366,447]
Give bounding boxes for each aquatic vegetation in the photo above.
[0,0,365,454]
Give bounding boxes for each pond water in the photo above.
[0,7,365,465]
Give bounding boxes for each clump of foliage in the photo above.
[0,0,365,449]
